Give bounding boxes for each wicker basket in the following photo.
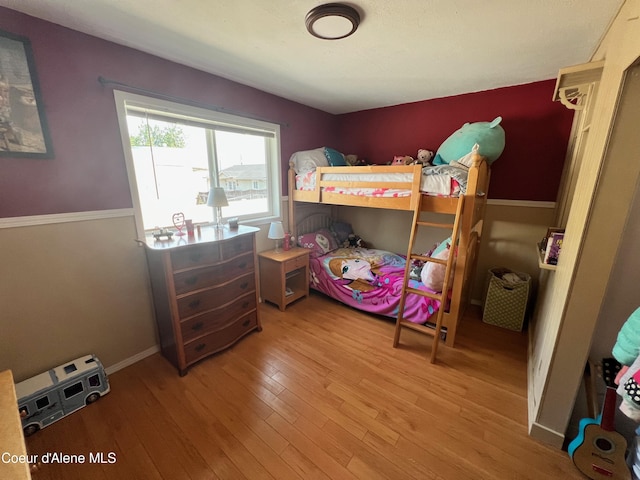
[482,268,531,331]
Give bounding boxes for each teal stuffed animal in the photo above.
[433,116,505,165]
[613,306,640,367]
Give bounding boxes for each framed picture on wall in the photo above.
[0,29,53,158]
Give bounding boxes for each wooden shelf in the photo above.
[537,244,557,271]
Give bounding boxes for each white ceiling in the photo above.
[0,0,623,114]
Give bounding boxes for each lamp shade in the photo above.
[268,221,285,239]
[206,187,228,207]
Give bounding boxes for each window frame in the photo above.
[113,90,282,239]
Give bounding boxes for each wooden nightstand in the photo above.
[258,248,310,310]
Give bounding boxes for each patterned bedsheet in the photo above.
[295,165,466,197]
[309,247,441,324]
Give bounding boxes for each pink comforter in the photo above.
[308,248,440,324]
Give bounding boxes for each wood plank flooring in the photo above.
[26,292,583,479]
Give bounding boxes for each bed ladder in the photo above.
[393,195,464,363]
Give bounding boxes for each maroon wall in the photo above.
[0,7,337,218]
[337,81,574,201]
[0,7,573,217]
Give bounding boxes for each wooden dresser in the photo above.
[140,226,261,375]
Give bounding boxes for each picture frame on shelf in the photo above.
[0,29,53,158]
[540,226,565,254]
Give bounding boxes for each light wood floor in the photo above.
[27,293,583,479]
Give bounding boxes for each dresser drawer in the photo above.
[284,255,308,273]
[177,272,255,318]
[184,312,258,364]
[221,235,253,259]
[180,293,257,343]
[171,244,221,271]
[173,252,254,295]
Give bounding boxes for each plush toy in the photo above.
[392,155,413,165]
[433,116,505,166]
[342,233,367,248]
[612,307,640,420]
[345,154,367,166]
[417,149,434,165]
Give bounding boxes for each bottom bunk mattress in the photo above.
[308,247,441,324]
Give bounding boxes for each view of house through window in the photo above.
[114,91,281,235]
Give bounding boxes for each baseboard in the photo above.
[104,345,160,375]
[487,199,556,209]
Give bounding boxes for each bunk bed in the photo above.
[287,151,490,348]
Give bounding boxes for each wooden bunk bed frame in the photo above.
[287,153,490,347]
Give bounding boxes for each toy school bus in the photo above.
[15,354,110,436]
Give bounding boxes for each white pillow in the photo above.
[289,148,329,174]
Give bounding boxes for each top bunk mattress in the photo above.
[295,164,469,198]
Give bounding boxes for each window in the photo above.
[88,374,101,388]
[63,364,77,374]
[114,91,282,237]
[36,396,50,410]
[63,382,84,399]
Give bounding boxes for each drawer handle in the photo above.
[188,299,201,309]
[240,282,249,290]
[242,319,251,327]
[195,343,206,352]
[242,301,249,308]
[184,276,198,285]
[192,321,204,331]
[189,253,202,262]
[237,261,247,269]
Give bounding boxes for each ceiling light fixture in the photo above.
[305,3,360,40]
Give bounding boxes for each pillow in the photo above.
[297,228,339,257]
[290,148,329,174]
[450,143,480,170]
[421,237,455,292]
[324,147,347,166]
[330,221,353,244]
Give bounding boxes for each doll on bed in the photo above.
[326,251,404,293]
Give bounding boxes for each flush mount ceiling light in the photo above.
[305,3,360,40]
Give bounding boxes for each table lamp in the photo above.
[268,221,285,253]
[207,187,228,230]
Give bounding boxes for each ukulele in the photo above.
[568,358,631,479]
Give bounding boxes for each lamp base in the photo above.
[274,239,283,253]
[214,206,225,231]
